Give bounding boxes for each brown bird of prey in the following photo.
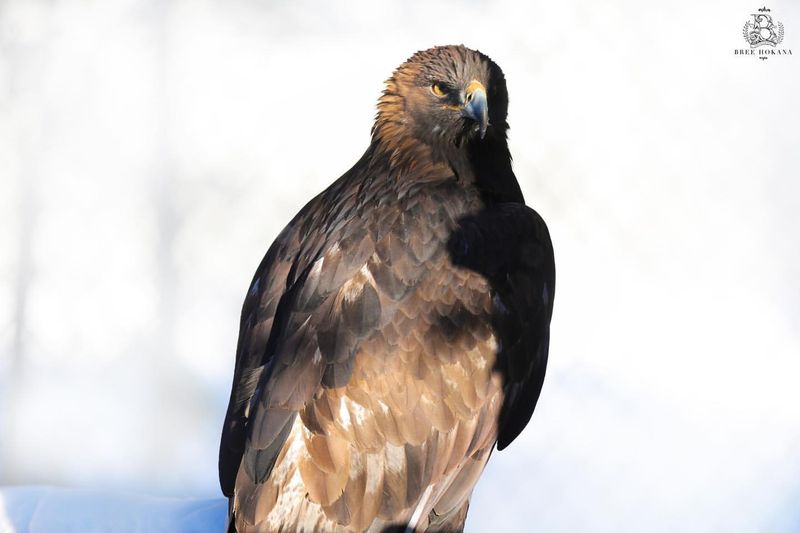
[219,45,555,533]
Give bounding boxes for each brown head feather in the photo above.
[372,45,509,172]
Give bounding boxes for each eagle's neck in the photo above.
[369,106,523,205]
[369,133,443,179]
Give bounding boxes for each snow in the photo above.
[0,487,226,533]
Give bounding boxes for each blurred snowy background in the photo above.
[1,0,799,531]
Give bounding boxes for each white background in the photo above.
[1,0,799,531]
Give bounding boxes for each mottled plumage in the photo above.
[219,45,555,533]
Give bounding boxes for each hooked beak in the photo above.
[462,80,489,139]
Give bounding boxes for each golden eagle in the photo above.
[219,45,555,533]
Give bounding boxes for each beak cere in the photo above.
[462,80,489,139]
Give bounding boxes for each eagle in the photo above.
[219,45,555,533]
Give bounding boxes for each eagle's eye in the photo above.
[431,83,446,97]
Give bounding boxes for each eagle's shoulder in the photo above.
[218,158,369,496]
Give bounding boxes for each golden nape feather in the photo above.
[219,44,555,533]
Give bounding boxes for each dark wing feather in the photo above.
[447,202,555,450]
[219,149,393,498]
[219,226,297,496]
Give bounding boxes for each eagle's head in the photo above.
[373,45,509,163]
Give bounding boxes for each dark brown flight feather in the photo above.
[219,44,555,533]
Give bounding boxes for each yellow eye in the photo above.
[431,83,446,97]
